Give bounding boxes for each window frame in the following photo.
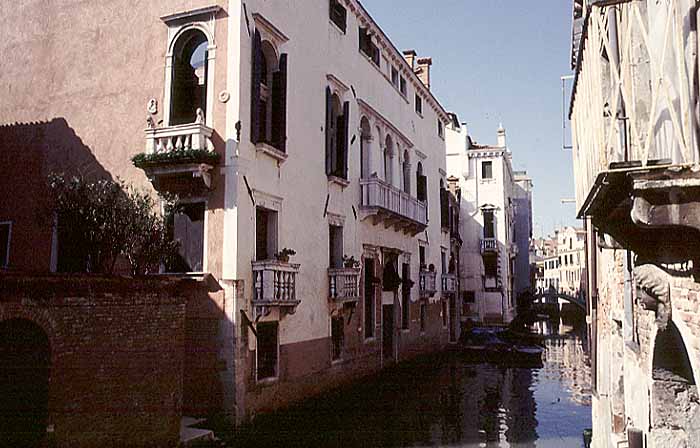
[329,0,347,33]
[481,161,493,179]
[255,321,280,382]
[415,94,423,116]
[399,76,407,96]
[0,221,11,269]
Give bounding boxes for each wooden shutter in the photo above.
[250,30,263,144]
[341,101,350,179]
[440,188,449,227]
[325,87,333,175]
[272,54,288,152]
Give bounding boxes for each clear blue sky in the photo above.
[364,0,578,237]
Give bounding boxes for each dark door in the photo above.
[0,319,51,447]
[382,305,394,361]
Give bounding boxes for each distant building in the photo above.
[513,171,534,304]
[446,118,523,325]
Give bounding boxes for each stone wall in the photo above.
[0,274,187,447]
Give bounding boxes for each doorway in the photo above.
[0,319,51,447]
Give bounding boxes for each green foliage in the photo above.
[131,149,220,169]
[48,174,180,276]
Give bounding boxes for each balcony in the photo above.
[360,178,427,236]
[328,268,361,304]
[134,122,219,194]
[480,238,498,255]
[419,270,437,299]
[252,260,301,318]
[441,273,457,296]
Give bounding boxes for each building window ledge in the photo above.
[328,175,350,189]
[256,142,288,163]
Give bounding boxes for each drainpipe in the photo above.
[608,6,629,161]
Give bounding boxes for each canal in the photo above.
[230,318,591,448]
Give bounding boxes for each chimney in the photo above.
[403,49,417,70]
[497,124,507,148]
[415,57,432,90]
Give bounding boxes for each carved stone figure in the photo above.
[634,264,671,330]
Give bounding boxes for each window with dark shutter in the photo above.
[251,32,288,152]
[325,89,350,179]
[415,94,422,115]
[329,0,347,33]
[440,188,449,228]
[271,54,288,152]
[250,30,263,144]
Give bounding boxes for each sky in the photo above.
[363,0,578,237]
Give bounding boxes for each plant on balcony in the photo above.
[48,173,180,276]
[275,248,296,263]
[131,149,220,169]
[342,255,361,269]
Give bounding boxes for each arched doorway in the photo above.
[650,322,700,446]
[0,319,51,447]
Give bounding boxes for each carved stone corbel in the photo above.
[634,264,671,330]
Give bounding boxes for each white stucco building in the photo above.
[445,118,519,324]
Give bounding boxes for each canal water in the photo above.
[231,318,591,448]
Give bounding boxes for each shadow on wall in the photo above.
[0,118,112,272]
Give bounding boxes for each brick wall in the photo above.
[0,274,187,447]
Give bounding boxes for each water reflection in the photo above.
[233,318,591,448]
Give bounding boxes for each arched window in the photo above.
[360,117,372,179]
[325,89,349,179]
[402,150,411,194]
[171,30,209,126]
[384,135,394,185]
[251,30,288,152]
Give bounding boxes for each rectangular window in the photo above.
[482,161,493,179]
[359,27,380,66]
[329,0,347,32]
[364,258,376,339]
[256,207,278,261]
[329,225,343,269]
[415,94,422,115]
[438,120,444,138]
[420,303,427,333]
[484,255,498,278]
[483,210,495,239]
[169,202,206,272]
[331,315,344,361]
[419,246,426,269]
[391,66,399,87]
[401,263,411,330]
[462,291,475,316]
[399,77,407,96]
[257,322,278,380]
[0,222,11,269]
[441,250,447,274]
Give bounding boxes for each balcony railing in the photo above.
[360,178,428,235]
[328,268,361,303]
[480,238,498,254]
[252,260,300,308]
[145,122,214,154]
[419,270,437,299]
[442,273,457,295]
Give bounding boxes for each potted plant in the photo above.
[275,248,296,263]
[342,255,361,269]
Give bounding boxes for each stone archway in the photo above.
[0,319,51,447]
[650,321,700,447]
